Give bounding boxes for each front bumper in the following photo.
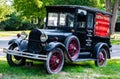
[3,48,47,60]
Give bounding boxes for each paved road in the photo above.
[111,45,120,59]
[0,37,120,59]
[0,37,14,57]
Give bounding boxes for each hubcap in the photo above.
[98,51,106,66]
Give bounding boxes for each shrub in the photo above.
[115,22,120,32]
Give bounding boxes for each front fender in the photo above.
[45,42,72,61]
[45,42,66,52]
[8,38,28,51]
[8,38,21,46]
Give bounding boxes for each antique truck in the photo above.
[3,5,112,74]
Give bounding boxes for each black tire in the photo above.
[45,48,64,74]
[7,44,25,66]
[65,36,80,61]
[95,48,107,67]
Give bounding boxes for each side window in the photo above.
[47,13,58,26]
[87,13,93,28]
[59,13,74,27]
[77,14,87,28]
[60,13,66,26]
[66,13,74,27]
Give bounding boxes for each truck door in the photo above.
[76,12,94,50]
[76,12,87,49]
[86,13,94,48]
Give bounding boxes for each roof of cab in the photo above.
[46,5,112,15]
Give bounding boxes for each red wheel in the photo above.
[65,36,80,61]
[45,48,64,74]
[95,48,107,67]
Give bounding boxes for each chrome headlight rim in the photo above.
[21,31,27,40]
[40,33,48,42]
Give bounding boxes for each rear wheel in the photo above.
[45,48,64,74]
[7,44,25,66]
[95,48,107,67]
[65,36,80,61]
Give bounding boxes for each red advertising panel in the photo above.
[94,13,110,37]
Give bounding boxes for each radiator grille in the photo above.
[28,29,42,54]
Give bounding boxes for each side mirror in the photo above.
[43,17,46,29]
[44,17,46,23]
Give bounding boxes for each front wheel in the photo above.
[95,48,107,67]
[7,44,25,66]
[45,48,64,74]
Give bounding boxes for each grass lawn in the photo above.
[0,57,120,79]
[0,31,30,37]
[110,33,120,45]
[111,39,120,45]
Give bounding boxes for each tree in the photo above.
[54,0,105,9]
[0,0,13,22]
[13,0,54,28]
[106,0,119,34]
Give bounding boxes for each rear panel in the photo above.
[94,13,110,37]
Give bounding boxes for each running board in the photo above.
[78,52,91,59]
[3,48,47,60]
[75,58,96,62]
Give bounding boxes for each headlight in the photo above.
[40,33,48,42]
[21,31,27,40]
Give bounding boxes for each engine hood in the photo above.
[38,29,72,42]
[28,28,72,53]
[39,29,72,36]
[29,28,72,43]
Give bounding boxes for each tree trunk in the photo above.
[106,0,111,12]
[111,0,119,34]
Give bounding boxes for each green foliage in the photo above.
[0,12,21,30]
[13,0,43,19]
[54,0,105,10]
[0,0,13,22]
[13,0,54,27]
[115,23,120,32]
[0,12,35,31]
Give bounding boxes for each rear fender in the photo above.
[94,42,111,59]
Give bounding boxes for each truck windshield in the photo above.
[47,12,74,27]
